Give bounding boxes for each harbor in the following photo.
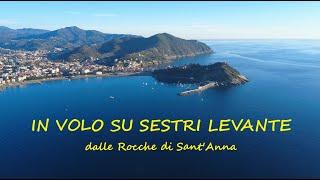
[178,82,218,96]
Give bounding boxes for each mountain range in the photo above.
[0,26,213,66]
[0,26,49,42]
[55,32,213,65]
[0,26,136,51]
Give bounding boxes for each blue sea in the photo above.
[1,40,320,178]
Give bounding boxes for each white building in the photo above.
[81,69,90,74]
[16,76,27,82]
[95,71,103,75]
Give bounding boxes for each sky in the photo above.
[0,1,320,39]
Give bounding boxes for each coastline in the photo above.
[0,72,139,92]
[0,51,213,92]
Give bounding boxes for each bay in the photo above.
[1,40,320,178]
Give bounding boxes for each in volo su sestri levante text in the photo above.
[31,118,292,133]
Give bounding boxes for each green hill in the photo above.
[58,33,213,66]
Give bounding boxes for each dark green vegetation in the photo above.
[57,33,213,65]
[152,62,248,86]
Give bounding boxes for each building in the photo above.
[16,76,27,82]
[95,71,103,75]
[81,69,90,74]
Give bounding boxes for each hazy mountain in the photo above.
[0,26,136,51]
[0,26,49,42]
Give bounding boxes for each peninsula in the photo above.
[152,62,249,95]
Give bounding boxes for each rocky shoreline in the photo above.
[152,62,249,96]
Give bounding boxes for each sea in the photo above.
[0,40,320,178]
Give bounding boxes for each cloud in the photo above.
[92,13,118,17]
[0,19,18,25]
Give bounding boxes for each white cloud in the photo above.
[0,19,18,26]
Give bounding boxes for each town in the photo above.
[0,47,146,90]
